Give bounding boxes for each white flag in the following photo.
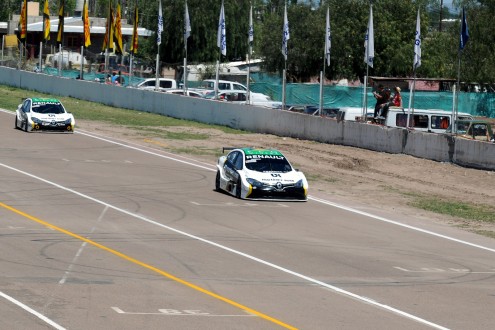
[325,7,331,66]
[157,0,163,45]
[364,5,374,68]
[184,2,191,45]
[282,4,290,60]
[414,9,421,69]
[248,6,254,45]
[217,1,226,56]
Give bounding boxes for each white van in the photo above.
[336,107,374,122]
[384,108,473,133]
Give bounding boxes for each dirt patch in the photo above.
[77,120,495,237]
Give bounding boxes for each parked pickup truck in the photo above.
[446,120,495,142]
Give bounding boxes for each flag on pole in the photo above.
[414,9,421,69]
[325,7,331,66]
[43,0,51,42]
[114,2,123,54]
[282,4,289,60]
[184,1,191,47]
[248,5,254,47]
[82,0,91,48]
[57,0,65,45]
[157,0,163,46]
[19,0,27,40]
[460,7,469,50]
[364,5,374,68]
[102,1,114,51]
[130,5,139,54]
[217,1,226,56]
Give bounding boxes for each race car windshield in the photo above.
[245,158,292,172]
[32,104,65,114]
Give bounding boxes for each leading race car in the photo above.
[15,97,75,133]
[215,147,308,201]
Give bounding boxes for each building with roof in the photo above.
[1,1,151,61]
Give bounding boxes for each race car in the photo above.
[15,97,75,133]
[215,147,308,201]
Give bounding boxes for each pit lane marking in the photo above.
[190,201,288,208]
[111,306,255,317]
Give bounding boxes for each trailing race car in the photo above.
[215,147,308,201]
[15,98,75,133]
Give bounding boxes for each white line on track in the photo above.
[58,206,109,284]
[0,153,448,329]
[0,291,67,330]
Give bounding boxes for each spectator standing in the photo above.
[373,84,388,119]
[377,87,401,120]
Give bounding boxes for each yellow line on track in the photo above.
[0,201,297,330]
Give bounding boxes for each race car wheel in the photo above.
[215,171,220,191]
[14,116,18,129]
[235,178,242,199]
[23,120,28,132]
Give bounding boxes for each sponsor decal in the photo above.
[32,98,61,106]
[246,154,285,160]
[243,149,283,157]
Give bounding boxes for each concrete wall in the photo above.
[1,66,494,171]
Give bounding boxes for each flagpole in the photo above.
[129,53,133,86]
[156,0,163,91]
[455,53,462,134]
[406,68,416,129]
[319,6,331,116]
[184,1,190,94]
[40,0,45,73]
[80,45,84,79]
[318,70,323,115]
[362,2,373,123]
[282,2,289,110]
[39,42,43,73]
[455,8,469,135]
[247,3,253,105]
[105,0,111,77]
[216,1,226,100]
[408,9,421,129]
[282,65,286,110]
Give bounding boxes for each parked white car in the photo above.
[131,78,178,91]
[166,89,203,97]
[199,79,248,94]
[203,90,282,109]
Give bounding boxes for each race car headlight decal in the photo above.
[31,117,41,124]
[246,178,264,188]
[295,179,304,188]
[65,118,72,124]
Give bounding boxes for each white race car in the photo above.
[215,148,308,201]
[15,97,75,133]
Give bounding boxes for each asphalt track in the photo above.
[0,109,494,330]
